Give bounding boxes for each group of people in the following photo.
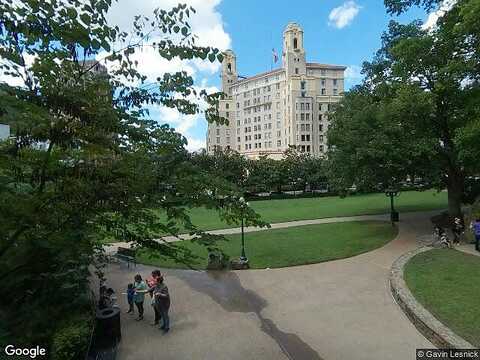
[126,270,171,333]
[98,269,171,333]
[434,216,480,250]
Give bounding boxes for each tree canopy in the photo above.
[328,0,480,217]
[0,0,264,350]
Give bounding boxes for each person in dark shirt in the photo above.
[153,276,171,333]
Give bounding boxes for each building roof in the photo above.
[306,63,347,70]
[232,68,284,86]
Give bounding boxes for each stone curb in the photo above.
[389,246,475,349]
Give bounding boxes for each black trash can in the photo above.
[391,211,399,222]
[94,307,121,349]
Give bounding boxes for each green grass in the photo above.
[137,220,398,269]
[184,189,447,231]
[404,249,480,346]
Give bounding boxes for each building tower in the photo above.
[283,23,306,77]
[221,49,238,95]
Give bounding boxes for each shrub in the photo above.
[51,312,93,360]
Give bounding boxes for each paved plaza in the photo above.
[106,211,455,360]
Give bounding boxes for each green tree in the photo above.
[328,0,480,217]
[0,0,263,349]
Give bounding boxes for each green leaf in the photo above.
[80,14,91,25]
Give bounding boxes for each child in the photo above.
[126,283,135,314]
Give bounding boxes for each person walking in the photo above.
[472,218,480,252]
[133,274,147,321]
[153,276,171,333]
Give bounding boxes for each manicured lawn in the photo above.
[138,221,397,269]
[182,189,447,231]
[404,249,480,346]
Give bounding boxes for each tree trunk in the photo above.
[446,170,464,218]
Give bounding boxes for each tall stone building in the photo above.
[206,22,346,159]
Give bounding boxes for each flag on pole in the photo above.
[272,48,278,63]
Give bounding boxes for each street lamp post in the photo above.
[239,197,248,264]
[385,188,400,223]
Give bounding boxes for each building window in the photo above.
[295,68,299,74]
[333,89,338,95]
[216,137,220,144]
[320,145,324,152]
[301,135,305,141]
[277,140,281,147]
[306,124,310,131]
[226,103,229,109]
[321,79,326,86]
[300,113,305,121]
[321,89,326,95]
[306,113,310,121]
[319,135,324,142]
[301,124,305,131]
[319,124,323,132]
[293,37,298,49]
[306,145,311,152]
[306,135,310,141]
[333,79,338,86]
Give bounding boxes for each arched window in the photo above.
[293,38,298,49]
[227,63,232,72]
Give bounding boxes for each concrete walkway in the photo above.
[104,211,442,360]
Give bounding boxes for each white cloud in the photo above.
[185,136,206,152]
[344,65,363,89]
[328,1,362,29]
[104,0,230,149]
[0,54,36,87]
[105,0,231,76]
[422,0,456,30]
[345,65,362,80]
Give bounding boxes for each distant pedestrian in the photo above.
[452,217,464,245]
[471,218,480,252]
[126,283,135,314]
[133,274,148,321]
[153,276,171,333]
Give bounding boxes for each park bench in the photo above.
[114,247,136,268]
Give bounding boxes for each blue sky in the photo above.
[217,0,426,89]
[162,0,430,151]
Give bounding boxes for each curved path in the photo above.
[106,211,437,360]
[105,213,391,252]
